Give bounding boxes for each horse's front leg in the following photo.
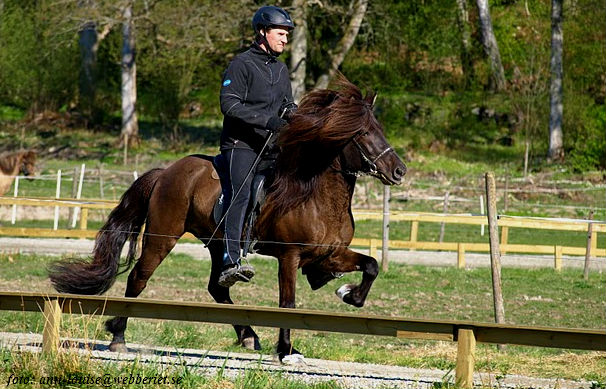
[325,248,379,308]
[276,255,302,361]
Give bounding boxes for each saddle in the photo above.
[211,154,270,257]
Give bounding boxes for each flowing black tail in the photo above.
[48,168,164,295]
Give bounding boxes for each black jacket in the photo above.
[219,42,294,152]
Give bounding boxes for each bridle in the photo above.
[20,156,33,176]
[338,130,394,178]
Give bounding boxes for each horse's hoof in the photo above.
[335,284,353,300]
[281,353,305,365]
[242,336,261,350]
[108,342,128,353]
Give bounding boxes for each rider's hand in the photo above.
[266,116,287,133]
[279,102,298,122]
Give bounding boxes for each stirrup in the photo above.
[218,264,255,288]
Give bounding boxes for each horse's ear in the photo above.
[364,92,377,107]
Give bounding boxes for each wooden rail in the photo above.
[1,197,604,269]
[0,292,604,387]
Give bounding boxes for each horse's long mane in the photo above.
[265,74,378,219]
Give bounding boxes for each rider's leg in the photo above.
[219,148,257,286]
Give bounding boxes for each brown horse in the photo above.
[0,150,36,196]
[48,76,407,361]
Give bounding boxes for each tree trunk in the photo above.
[120,4,138,146]
[314,0,368,90]
[476,0,505,91]
[548,0,564,161]
[455,0,474,87]
[290,0,308,103]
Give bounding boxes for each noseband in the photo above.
[350,131,393,176]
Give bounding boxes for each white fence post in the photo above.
[53,170,62,230]
[10,176,19,224]
[480,194,485,236]
[71,164,85,228]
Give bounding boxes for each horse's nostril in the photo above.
[394,167,405,179]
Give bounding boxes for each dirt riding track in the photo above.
[1,236,604,270]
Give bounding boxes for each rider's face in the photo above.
[261,27,289,54]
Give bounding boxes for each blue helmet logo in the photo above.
[223,79,231,87]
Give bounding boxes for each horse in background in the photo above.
[0,150,36,196]
[49,75,406,361]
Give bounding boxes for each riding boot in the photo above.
[218,263,256,288]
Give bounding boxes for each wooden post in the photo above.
[123,133,129,166]
[409,221,419,252]
[485,172,505,327]
[500,226,509,255]
[79,208,89,231]
[369,239,379,259]
[381,186,390,271]
[439,191,450,243]
[455,328,476,388]
[503,174,509,212]
[584,211,594,280]
[42,299,61,354]
[457,243,466,269]
[98,164,105,199]
[554,245,562,272]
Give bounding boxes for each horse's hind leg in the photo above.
[206,240,260,350]
[321,249,379,308]
[106,228,180,352]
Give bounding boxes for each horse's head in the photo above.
[339,92,406,185]
[19,151,36,179]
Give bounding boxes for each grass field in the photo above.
[0,252,604,383]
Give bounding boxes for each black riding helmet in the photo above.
[252,6,295,34]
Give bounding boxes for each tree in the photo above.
[455,0,474,87]
[289,0,308,103]
[475,0,505,91]
[78,1,114,126]
[120,3,138,146]
[548,0,564,160]
[314,0,369,89]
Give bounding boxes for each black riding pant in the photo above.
[221,148,257,267]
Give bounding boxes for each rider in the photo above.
[217,5,297,288]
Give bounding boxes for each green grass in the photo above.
[0,253,604,382]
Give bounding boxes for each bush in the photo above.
[567,102,606,171]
